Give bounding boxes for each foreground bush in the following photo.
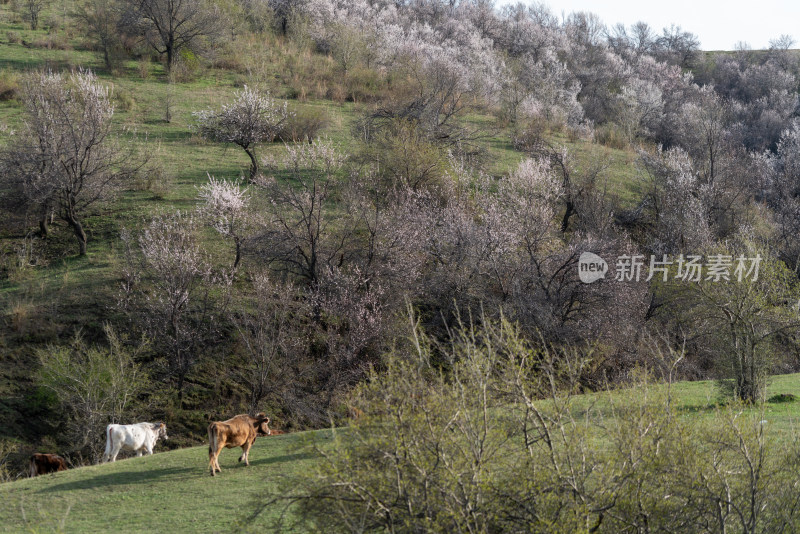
[279,315,800,533]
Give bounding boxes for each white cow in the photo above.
[102,422,168,463]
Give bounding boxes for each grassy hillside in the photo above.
[3,374,800,533]
[0,429,326,533]
[0,2,645,454]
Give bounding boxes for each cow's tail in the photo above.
[208,423,218,474]
[104,425,113,463]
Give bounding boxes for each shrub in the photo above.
[344,65,384,103]
[0,439,18,482]
[359,118,449,193]
[211,55,244,72]
[135,149,171,200]
[277,105,329,143]
[137,58,151,80]
[768,393,797,403]
[37,325,146,462]
[172,48,201,82]
[8,297,39,333]
[6,30,21,44]
[0,69,20,101]
[511,118,547,152]
[31,33,72,51]
[595,122,629,150]
[114,88,136,112]
[280,316,800,533]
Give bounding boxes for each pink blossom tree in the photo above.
[1,70,138,255]
[197,175,252,269]
[194,86,290,180]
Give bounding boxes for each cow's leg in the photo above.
[210,443,224,475]
[136,449,143,457]
[208,449,217,476]
[103,427,113,463]
[110,444,121,462]
[239,441,253,466]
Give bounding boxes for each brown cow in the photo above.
[207,412,271,476]
[29,453,67,477]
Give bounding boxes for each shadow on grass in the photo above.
[250,451,317,467]
[38,466,195,493]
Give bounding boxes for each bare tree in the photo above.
[231,273,304,415]
[253,139,348,284]
[121,0,221,71]
[1,70,138,255]
[17,0,49,30]
[74,0,123,70]
[661,242,800,403]
[768,34,798,72]
[268,0,303,35]
[654,24,700,69]
[134,211,229,401]
[194,86,289,181]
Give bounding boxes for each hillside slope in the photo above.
[4,375,800,532]
[0,10,642,459]
[0,429,326,533]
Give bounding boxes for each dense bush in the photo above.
[286,317,800,533]
[37,326,145,462]
[277,104,329,143]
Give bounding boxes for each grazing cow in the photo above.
[29,453,68,477]
[207,413,271,476]
[103,422,168,463]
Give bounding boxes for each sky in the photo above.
[501,1,800,51]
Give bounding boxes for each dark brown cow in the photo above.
[29,453,67,477]
[207,412,271,476]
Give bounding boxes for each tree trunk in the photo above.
[66,214,88,256]
[234,236,242,270]
[245,147,259,181]
[166,39,174,73]
[561,197,576,233]
[103,46,112,71]
[177,373,185,407]
[39,215,50,239]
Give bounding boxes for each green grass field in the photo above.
[0,429,327,533]
[3,374,800,533]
